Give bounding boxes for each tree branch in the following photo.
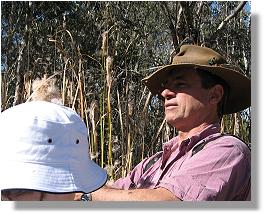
[160,2,178,50]
[178,1,194,36]
[217,1,247,31]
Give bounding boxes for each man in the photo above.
[1,101,107,200]
[79,45,251,201]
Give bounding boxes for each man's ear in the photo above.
[209,84,224,105]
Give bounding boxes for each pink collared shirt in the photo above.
[112,124,251,201]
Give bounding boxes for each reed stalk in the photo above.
[100,31,109,168]
[78,62,84,118]
[123,124,132,177]
[106,56,113,179]
[89,101,97,160]
[117,89,125,176]
[150,118,166,154]
[62,59,69,105]
[71,76,80,110]
[99,92,105,168]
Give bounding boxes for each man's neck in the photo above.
[177,122,215,143]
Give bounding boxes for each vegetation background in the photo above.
[1,1,251,181]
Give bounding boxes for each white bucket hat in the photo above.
[0,101,107,193]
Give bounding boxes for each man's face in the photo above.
[161,69,216,131]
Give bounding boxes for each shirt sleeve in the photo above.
[156,136,251,201]
[111,152,163,190]
[111,158,147,189]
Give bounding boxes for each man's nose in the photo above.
[161,88,175,99]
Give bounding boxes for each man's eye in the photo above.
[174,83,187,89]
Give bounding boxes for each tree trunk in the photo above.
[12,2,33,106]
[13,41,26,106]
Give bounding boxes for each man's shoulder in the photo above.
[207,133,251,154]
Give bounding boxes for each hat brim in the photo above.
[1,158,107,194]
[142,63,251,114]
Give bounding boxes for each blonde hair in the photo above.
[28,74,62,105]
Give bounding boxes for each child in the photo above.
[0,101,106,201]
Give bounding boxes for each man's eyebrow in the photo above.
[162,72,188,87]
[170,74,187,81]
[168,70,188,80]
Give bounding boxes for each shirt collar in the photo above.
[163,123,221,152]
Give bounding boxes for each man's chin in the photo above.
[165,116,183,127]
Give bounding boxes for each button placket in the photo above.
[161,146,171,169]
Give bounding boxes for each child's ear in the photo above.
[209,84,224,105]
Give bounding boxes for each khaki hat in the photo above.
[142,45,251,114]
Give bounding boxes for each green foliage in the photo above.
[1,1,251,180]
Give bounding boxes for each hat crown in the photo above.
[172,45,227,66]
[0,101,88,163]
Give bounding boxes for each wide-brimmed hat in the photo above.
[0,101,107,193]
[142,45,251,114]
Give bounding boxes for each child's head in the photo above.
[30,75,62,104]
[0,101,106,200]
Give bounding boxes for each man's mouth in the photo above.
[165,102,178,108]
